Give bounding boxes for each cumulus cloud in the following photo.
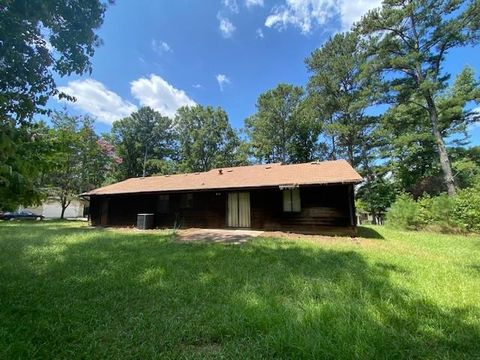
[246,0,264,8]
[265,0,382,34]
[218,16,236,38]
[216,74,230,91]
[151,39,171,55]
[192,84,203,89]
[256,28,265,38]
[58,79,137,125]
[130,74,195,117]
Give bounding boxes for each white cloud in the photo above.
[338,0,382,30]
[216,74,230,91]
[265,0,381,34]
[130,74,195,117]
[151,39,171,55]
[246,0,264,8]
[192,84,203,89]
[58,79,137,125]
[223,0,239,13]
[256,28,264,38]
[218,16,236,38]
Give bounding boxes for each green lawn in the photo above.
[0,222,479,359]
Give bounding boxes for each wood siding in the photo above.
[89,184,355,234]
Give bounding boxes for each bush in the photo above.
[385,194,421,230]
[452,184,480,232]
[385,180,480,233]
[417,194,456,232]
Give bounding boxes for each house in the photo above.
[82,160,363,234]
[20,198,88,219]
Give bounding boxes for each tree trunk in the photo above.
[425,94,456,196]
[347,144,354,166]
[142,147,148,177]
[60,196,71,220]
[331,136,336,160]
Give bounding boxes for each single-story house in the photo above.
[20,198,88,219]
[82,160,362,234]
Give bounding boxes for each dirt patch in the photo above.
[176,228,264,244]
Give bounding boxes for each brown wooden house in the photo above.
[83,160,362,234]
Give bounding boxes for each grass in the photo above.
[0,221,479,359]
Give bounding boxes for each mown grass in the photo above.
[0,221,479,359]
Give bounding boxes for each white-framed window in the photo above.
[283,188,301,212]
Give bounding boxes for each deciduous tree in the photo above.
[246,84,320,164]
[111,107,177,179]
[175,105,247,172]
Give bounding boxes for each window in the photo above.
[283,189,301,212]
[180,193,194,209]
[157,194,169,214]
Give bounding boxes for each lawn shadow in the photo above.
[0,224,478,359]
[357,226,385,239]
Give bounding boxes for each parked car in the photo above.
[1,211,44,220]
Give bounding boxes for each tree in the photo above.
[111,107,177,179]
[0,0,110,123]
[379,68,480,196]
[46,112,117,219]
[175,105,247,172]
[356,174,396,224]
[0,0,110,209]
[306,31,380,168]
[0,122,52,210]
[245,84,320,164]
[358,0,480,195]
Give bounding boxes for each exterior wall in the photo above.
[89,184,356,234]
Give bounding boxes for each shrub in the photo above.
[417,194,456,232]
[385,194,421,230]
[385,180,480,233]
[452,184,480,232]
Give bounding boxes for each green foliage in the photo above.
[111,107,177,179]
[0,0,110,209]
[176,105,248,172]
[357,176,396,217]
[416,194,456,231]
[451,146,480,189]
[306,31,380,167]
[0,121,52,210]
[0,0,109,122]
[44,111,119,218]
[358,0,480,196]
[385,194,421,230]
[386,182,480,233]
[452,180,480,232]
[245,84,320,163]
[386,194,458,232]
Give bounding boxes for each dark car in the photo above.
[1,210,44,220]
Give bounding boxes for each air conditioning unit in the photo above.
[137,213,155,230]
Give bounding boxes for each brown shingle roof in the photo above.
[83,160,362,196]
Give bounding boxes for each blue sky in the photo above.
[51,0,480,144]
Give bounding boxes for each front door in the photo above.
[227,192,250,228]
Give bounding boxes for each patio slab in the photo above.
[176,228,264,244]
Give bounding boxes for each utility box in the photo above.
[137,213,155,230]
